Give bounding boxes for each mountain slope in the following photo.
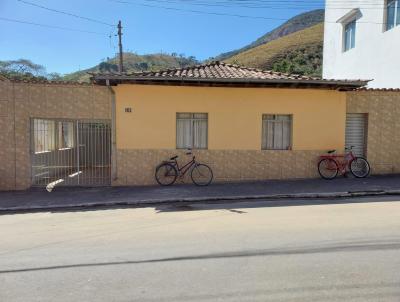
[214,9,324,61]
[62,9,325,82]
[225,23,324,77]
[63,53,198,82]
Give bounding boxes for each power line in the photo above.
[109,0,312,21]
[123,0,398,10]
[155,0,393,5]
[126,0,396,9]
[17,0,115,27]
[0,17,108,35]
[109,0,395,25]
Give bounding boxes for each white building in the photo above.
[323,0,400,88]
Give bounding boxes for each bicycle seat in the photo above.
[327,150,336,154]
[170,155,178,160]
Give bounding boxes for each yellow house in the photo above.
[5,64,400,191]
[93,62,367,186]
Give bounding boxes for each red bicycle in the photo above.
[318,146,370,180]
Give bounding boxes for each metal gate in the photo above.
[345,113,368,157]
[31,119,111,188]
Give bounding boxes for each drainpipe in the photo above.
[106,79,118,183]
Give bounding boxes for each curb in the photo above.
[0,189,398,214]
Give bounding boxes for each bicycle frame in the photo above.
[169,156,197,177]
[319,151,357,175]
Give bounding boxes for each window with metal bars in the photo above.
[33,119,56,153]
[176,113,208,149]
[58,121,75,149]
[262,114,292,150]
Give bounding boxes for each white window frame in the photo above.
[385,0,400,31]
[33,119,56,154]
[336,9,361,52]
[176,113,208,150]
[343,19,356,52]
[58,121,75,150]
[262,114,292,151]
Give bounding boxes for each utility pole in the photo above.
[117,20,124,73]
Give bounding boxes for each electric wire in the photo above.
[0,17,108,35]
[110,0,397,25]
[17,0,115,27]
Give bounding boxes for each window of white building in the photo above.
[386,0,400,31]
[344,20,356,51]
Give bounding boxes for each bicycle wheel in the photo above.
[318,158,338,180]
[155,163,178,186]
[350,157,370,178]
[191,164,213,186]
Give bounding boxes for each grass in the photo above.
[225,23,324,76]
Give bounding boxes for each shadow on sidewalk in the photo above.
[2,174,400,216]
[153,195,400,213]
[2,194,398,216]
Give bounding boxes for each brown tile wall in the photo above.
[0,81,112,191]
[113,149,323,186]
[347,91,400,175]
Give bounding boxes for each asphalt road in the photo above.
[1,197,400,302]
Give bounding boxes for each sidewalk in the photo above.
[1,175,400,212]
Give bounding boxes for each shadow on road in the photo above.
[1,239,400,274]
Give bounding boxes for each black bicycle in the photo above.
[155,150,213,186]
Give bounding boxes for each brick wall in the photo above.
[113,149,323,186]
[347,90,400,174]
[0,80,112,191]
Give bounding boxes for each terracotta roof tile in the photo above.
[112,61,318,81]
[356,88,400,92]
[91,61,369,89]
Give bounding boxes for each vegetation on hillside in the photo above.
[214,9,324,61]
[0,59,62,81]
[225,23,324,77]
[63,53,199,82]
[272,43,323,77]
[2,10,324,82]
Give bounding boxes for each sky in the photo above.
[0,0,325,75]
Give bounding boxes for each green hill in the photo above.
[56,10,325,82]
[214,9,324,61]
[225,23,324,77]
[63,53,199,82]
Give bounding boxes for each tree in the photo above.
[98,62,118,72]
[47,72,63,81]
[0,59,47,80]
[0,59,46,76]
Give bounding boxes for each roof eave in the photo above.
[92,75,368,90]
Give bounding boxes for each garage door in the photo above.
[345,114,367,157]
